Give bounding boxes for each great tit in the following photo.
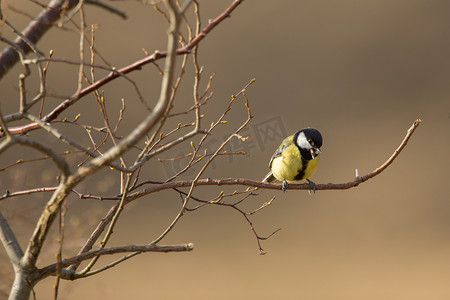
[262,128,322,192]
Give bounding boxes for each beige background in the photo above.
[1,0,450,299]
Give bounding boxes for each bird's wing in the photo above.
[268,135,292,169]
[268,145,285,169]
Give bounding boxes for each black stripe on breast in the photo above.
[294,156,308,181]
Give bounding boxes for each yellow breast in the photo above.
[271,144,320,182]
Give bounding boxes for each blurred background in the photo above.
[1,0,450,299]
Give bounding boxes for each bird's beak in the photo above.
[310,147,321,160]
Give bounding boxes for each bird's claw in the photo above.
[282,179,288,193]
[307,179,316,195]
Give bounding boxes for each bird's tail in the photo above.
[262,171,275,183]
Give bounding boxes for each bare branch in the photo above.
[76,0,86,95]
[0,212,24,268]
[37,243,194,280]
[0,187,58,202]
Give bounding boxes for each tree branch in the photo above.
[37,243,194,280]
[0,212,24,268]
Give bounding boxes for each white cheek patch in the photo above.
[297,132,312,150]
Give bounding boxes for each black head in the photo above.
[294,128,323,160]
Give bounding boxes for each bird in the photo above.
[262,128,322,193]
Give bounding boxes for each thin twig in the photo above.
[0,187,58,202]
[76,0,85,95]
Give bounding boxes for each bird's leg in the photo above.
[306,179,316,195]
[282,179,288,193]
